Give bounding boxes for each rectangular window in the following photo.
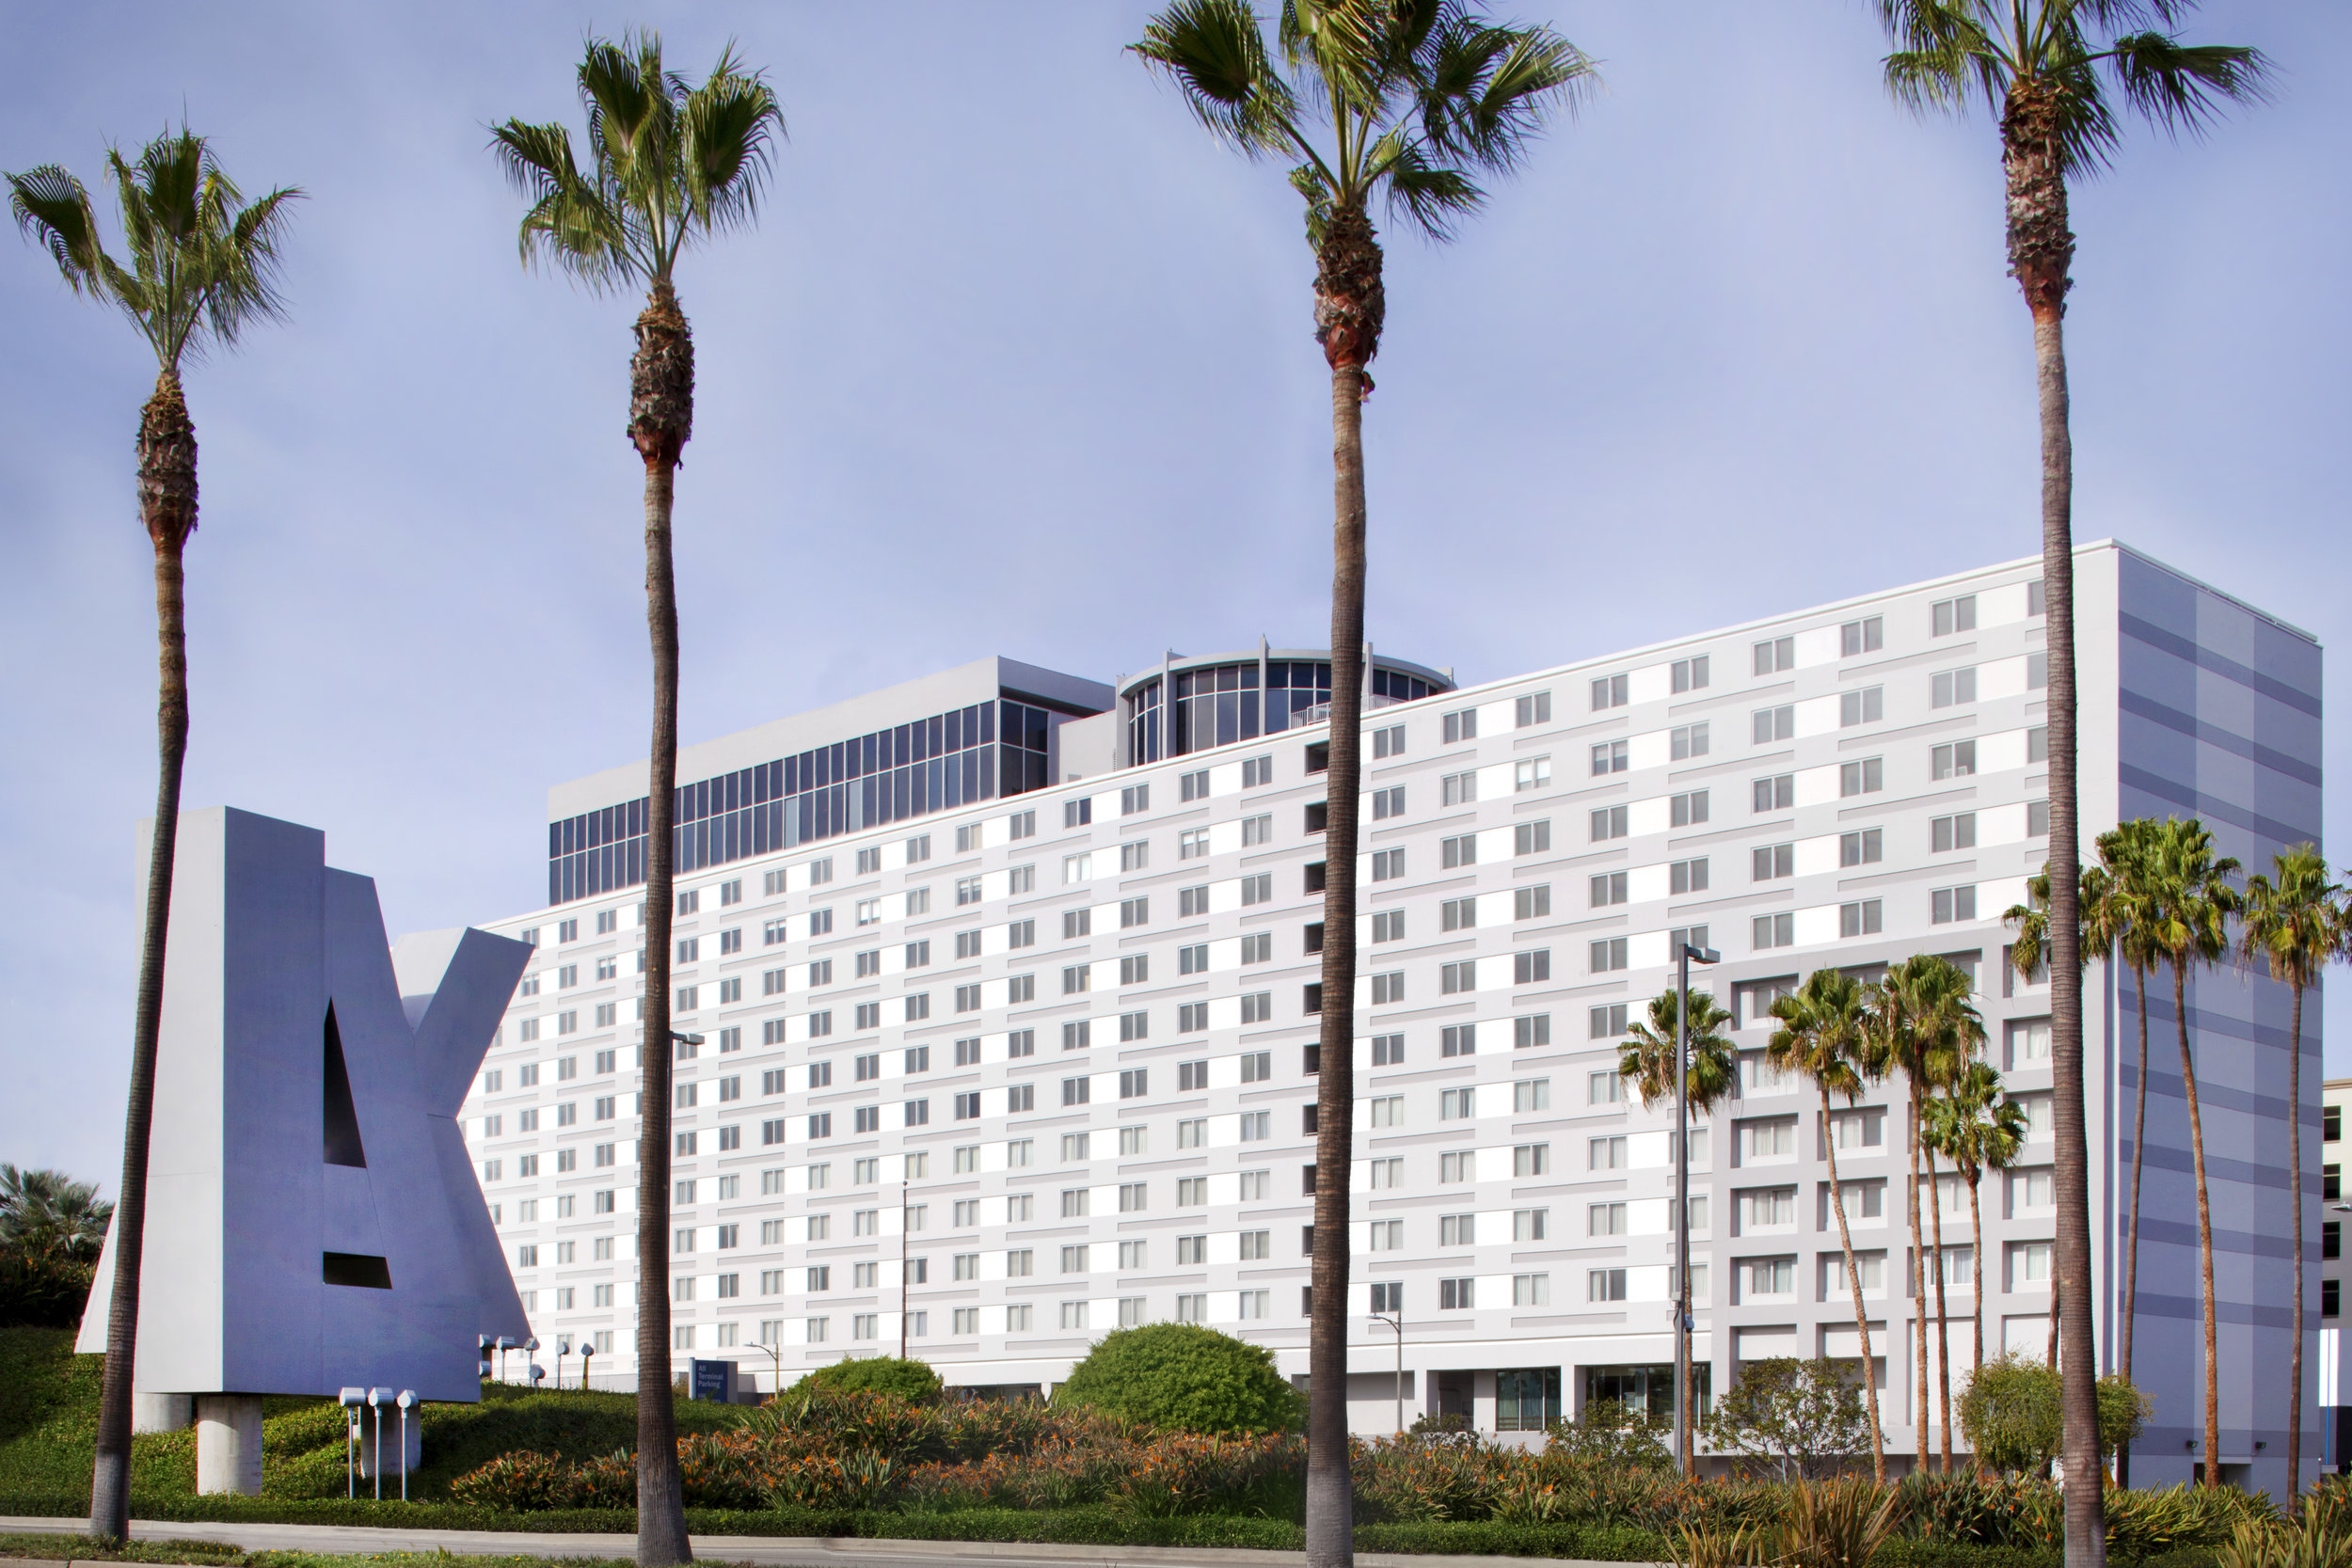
[1752,705,1795,744]
[1753,774,1794,813]
[1668,857,1708,895]
[1753,911,1795,950]
[1931,885,1978,925]
[1371,847,1405,880]
[1932,667,1979,708]
[1932,812,1979,852]
[1840,899,1883,936]
[1590,673,1629,711]
[1443,769,1477,805]
[1591,871,1628,908]
[1444,707,1479,743]
[1670,722,1709,761]
[1672,655,1710,692]
[1841,757,1885,796]
[1591,739,1628,776]
[1514,949,1551,985]
[1841,616,1884,656]
[1372,724,1406,759]
[1589,938,1628,974]
[1753,636,1795,675]
[1840,687,1883,726]
[1931,594,1977,636]
[1440,1277,1475,1310]
[1589,1003,1628,1041]
[1590,806,1628,842]
[1670,789,1709,829]
[1515,756,1551,792]
[1840,828,1883,867]
[1515,820,1551,855]
[1516,691,1552,727]
[1753,843,1794,881]
[1514,1144,1550,1176]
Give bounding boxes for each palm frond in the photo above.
[1416,16,1594,172]
[7,165,106,293]
[1369,135,1481,241]
[490,119,630,286]
[2105,31,2272,136]
[1878,0,2009,117]
[1288,161,1335,248]
[680,45,786,236]
[1136,0,1300,158]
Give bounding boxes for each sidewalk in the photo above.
[0,1518,1634,1568]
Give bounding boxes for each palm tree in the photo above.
[8,132,298,1546]
[2002,853,2121,1374]
[2092,822,2163,1484]
[1922,1066,2026,1400]
[1768,969,1890,1481]
[1875,1,2266,1540]
[492,37,781,1567]
[2238,845,2340,1508]
[2142,817,2242,1487]
[0,1166,115,1262]
[1874,955,1981,1473]
[1620,984,1737,1471]
[1132,8,1591,1557]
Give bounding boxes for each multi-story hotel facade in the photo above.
[459,540,2320,1490]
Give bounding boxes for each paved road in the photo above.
[0,1518,1624,1568]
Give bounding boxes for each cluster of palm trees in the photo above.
[9,2,2270,1563]
[2012,823,2340,1500]
[1618,955,2010,1485]
[0,1165,113,1264]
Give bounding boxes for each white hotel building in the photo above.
[460,541,2321,1489]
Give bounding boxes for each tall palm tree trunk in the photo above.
[2288,977,2306,1511]
[1305,203,1379,1568]
[91,367,199,1545]
[2005,80,2100,1561]
[1824,1092,1886,1482]
[629,283,693,1568]
[2171,961,2219,1488]
[1910,1096,1933,1474]
[1927,1148,1955,1470]
[2120,963,2149,1488]
[1967,1174,1986,1407]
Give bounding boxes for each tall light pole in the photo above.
[1371,1310,1404,1436]
[1674,940,1721,1479]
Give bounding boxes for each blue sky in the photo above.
[2,3,2344,1180]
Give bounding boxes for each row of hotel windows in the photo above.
[477,1014,2054,1152]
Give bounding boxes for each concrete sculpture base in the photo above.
[195,1395,263,1496]
[134,1393,193,1434]
[357,1415,423,1483]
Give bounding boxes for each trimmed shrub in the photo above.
[787,1355,943,1404]
[1054,1323,1302,1434]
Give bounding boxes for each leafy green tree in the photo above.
[2143,817,2242,1487]
[1545,1397,1673,1472]
[787,1355,944,1403]
[7,131,297,1546]
[1702,1357,1875,1481]
[1056,1323,1303,1434]
[2238,844,2341,1508]
[1620,983,1736,1468]
[1769,970,1889,1482]
[492,36,782,1565]
[0,1166,113,1262]
[1961,1354,2151,1479]
[1876,0,2266,1540]
[1872,955,1981,1473]
[1923,1066,2026,1382]
[1132,7,1589,1556]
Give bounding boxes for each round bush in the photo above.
[1055,1323,1302,1434]
[786,1354,944,1402]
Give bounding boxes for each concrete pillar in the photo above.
[134,1393,193,1433]
[194,1394,264,1496]
[358,1411,423,1485]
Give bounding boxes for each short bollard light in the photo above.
[396,1389,417,1501]
[367,1387,391,1500]
[340,1387,365,1499]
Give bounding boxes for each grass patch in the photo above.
[0,1327,739,1508]
[0,1541,638,1568]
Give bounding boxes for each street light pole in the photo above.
[1674,941,1721,1479]
[1372,1312,1404,1436]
